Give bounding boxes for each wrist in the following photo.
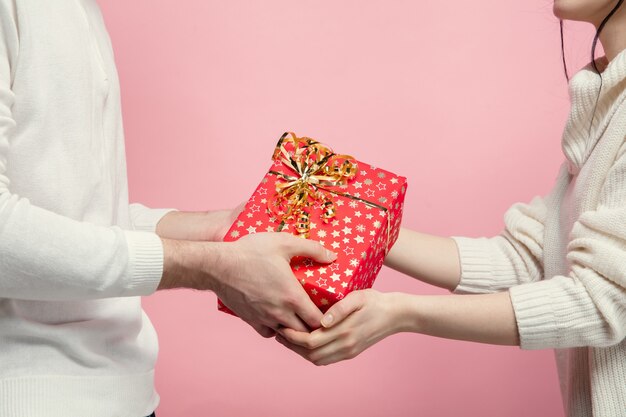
[386,292,424,334]
[158,238,227,291]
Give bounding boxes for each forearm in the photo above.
[157,238,224,291]
[156,209,233,242]
[393,291,520,346]
[384,228,461,291]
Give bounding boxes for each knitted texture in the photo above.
[453,49,626,416]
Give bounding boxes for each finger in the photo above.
[282,235,337,264]
[320,291,365,328]
[275,313,309,333]
[249,322,276,338]
[279,326,338,350]
[294,292,324,330]
[276,335,344,366]
[275,334,317,363]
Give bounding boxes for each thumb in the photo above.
[321,291,364,328]
[285,235,337,264]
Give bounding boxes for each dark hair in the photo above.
[559,0,625,136]
[559,1,625,81]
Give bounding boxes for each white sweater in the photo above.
[453,51,626,415]
[0,1,171,416]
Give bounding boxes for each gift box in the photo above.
[219,132,407,314]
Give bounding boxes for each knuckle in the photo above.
[344,336,358,351]
[304,338,316,350]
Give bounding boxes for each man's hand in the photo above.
[155,203,244,242]
[158,232,337,337]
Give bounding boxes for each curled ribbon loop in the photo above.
[268,132,358,238]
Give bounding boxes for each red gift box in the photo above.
[219,132,407,314]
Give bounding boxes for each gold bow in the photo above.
[268,132,358,238]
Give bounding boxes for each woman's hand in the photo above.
[275,289,406,366]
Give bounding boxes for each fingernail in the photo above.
[326,250,338,261]
[321,314,334,327]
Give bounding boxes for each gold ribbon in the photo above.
[268,132,358,238]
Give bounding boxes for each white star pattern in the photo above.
[223,154,407,314]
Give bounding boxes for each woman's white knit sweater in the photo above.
[0,1,171,415]
[453,50,626,416]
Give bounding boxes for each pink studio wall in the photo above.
[98,1,600,416]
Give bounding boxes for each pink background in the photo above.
[98,1,600,416]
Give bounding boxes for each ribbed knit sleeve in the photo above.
[452,194,548,294]
[0,3,163,300]
[510,144,626,350]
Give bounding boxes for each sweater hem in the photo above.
[0,371,159,417]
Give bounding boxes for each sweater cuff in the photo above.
[122,230,164,296]
[451,236,496,293]
[129,205,178,233]
[509,277,603,350]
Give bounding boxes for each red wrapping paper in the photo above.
[219,133,408,314]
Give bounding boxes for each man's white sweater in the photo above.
[0,1,170,415]
[453,50,626,416]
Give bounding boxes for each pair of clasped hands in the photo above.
[157,206,403,366]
